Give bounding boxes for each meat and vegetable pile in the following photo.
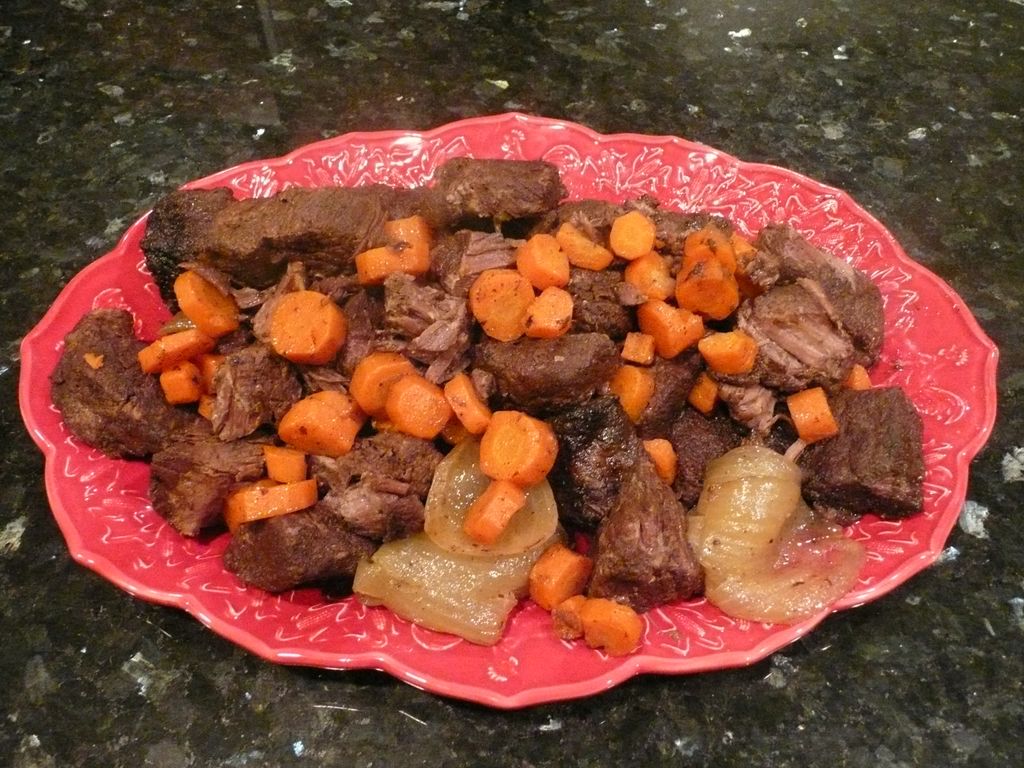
[51,157,924,657]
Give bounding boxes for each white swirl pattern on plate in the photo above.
[19,113,998,708]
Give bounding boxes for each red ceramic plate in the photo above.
[19,113,998,708]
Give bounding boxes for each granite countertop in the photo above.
[2,1,1021,765]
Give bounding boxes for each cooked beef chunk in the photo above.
[319,484,426,542]
[430,230,519,296]
[212,326,256,355]
[312,432,443,501]
[309,432,442,542]
[636,352,703,439]
[567,269,635,339]
[669,407,746,507]
[141,188,236,305]
[381,184,447,225]
[149,430,265,536]
[51,309,200,458]
[474,333,619,414]
[383,273,471,382]
[306,273,359,304]
[338,290,384,379]
[627,196,727,255]
[716,382,779,434]
[431,158,566,222]
[752,224,884,365]
[535,199,625,242]
[799,387,924,522]
[549,397,642,530]
[588,453,704,612]
[730,281,855,392]
[204,186,392,287]
[223,503,375,593]
[211,344,302,441]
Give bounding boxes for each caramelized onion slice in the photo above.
[424,439,558,557]
[353,532,555,645]
[704,536,865,625]
[694,445,802,572]
[693,444,865,625]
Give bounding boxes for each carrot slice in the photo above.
[609,365,655,423]
[354,246,406,285]
[516,233,570,290]
[83,352,104,370]
[384,373,453,440]
[269,290,347,365]
[349,352,417,417]
[468,268,535,342]
[461,479,527,546]
[675,252,741,320]
[528,543,594,611]
[525,286,574,339]
[224,478,319,533]
[555,222,614,271]
[621,332,656,365]
[787,387,839,444]
[688,371,719,415]
[843,363,872,390]
[697,330,758,375]
[383,215,432,275]
[636,300,704,358]
[443,372,493,435]
[263,445,308,484]
[278,390,365,457]
[684,225,737,274]
[159,360,202,405]
[623,252,674,301]
[138,329,216,374]
[552,594,588,640]
[579,597,644,656]
[354,216,432,285]
[173,270,240,338]
[479,410,558,487]
[642,438,678,485]
[196,353,226,395]
[609,210,657,260]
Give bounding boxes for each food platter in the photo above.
[19,113,998,708]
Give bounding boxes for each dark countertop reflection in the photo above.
[2,1,1021,766]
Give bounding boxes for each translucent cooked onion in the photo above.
[353,532,556,645]
[693,445,802,572]
[158,312,196,336]
[704,536,865,624]
[424,439,558,557]
[692,444,865,624]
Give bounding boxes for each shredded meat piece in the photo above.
[211,344,302,441]
[382,273,471,383]
[717,382,779,434]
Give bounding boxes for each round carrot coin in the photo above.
[269,290,347,365]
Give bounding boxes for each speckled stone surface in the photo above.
[1,1,1021,766]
